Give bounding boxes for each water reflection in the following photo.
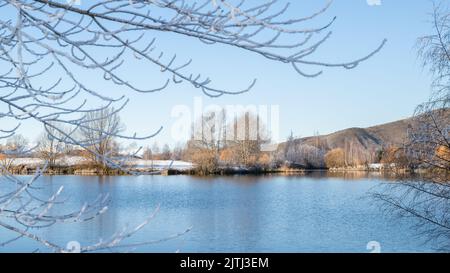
[0,174,441,253]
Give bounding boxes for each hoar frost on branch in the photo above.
[372,1,449,251]
[0,0,386,251]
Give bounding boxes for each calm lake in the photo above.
[0,173,441,253]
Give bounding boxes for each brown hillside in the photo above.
[282,115,418,155]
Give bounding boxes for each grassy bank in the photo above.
[1,164,412,176]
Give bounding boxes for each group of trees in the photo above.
[275,132,405,170]
[0,135,29,171]
[0,109,275,174]
[274,132,326,169]
[322,145,409,170]
[182,111,271,174]
[142,143,177,161]
[2,103,447,174]
[1,107,189,174]
[36,127,70,168]
[376,146,410,169]
[0,108,124,172]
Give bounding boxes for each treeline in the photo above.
[1,108,132,174]
[276,133,448,172]
[1,108,448,175]
[143,111,272,174]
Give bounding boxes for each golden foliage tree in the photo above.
[325,148,346,169]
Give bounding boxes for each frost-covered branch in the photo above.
[0,0,385,251]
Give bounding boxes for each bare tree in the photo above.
[0,0,385,252]
[294,144,326,169]
[142,146,153,160]
[151,143,160,158]
[279,132,326,169]
[80,107,124,171]
[5,134,29,153]
[172,144,184,161]
[373,1,450,251]
[410,0,449,174]
[227,112,270,168]
[161,144,172,160]
[282,131,296,164]
[36,125,70,168]
[185,110,227,173]
[0,134,29,171]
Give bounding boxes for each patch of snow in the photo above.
[9,158,42,167]
[130,160,194,170]
[8,156,194,171]
[368,163,382,170]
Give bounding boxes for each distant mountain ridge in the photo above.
[328,118,412,147]
[277,115,422,165]
[279,109,449,166]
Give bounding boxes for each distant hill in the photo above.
[278,109,449,166]
[276,115,420,165]
[303,117,415,150]
[289,117,405,147]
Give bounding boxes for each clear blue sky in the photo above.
[122,0,435,147]
[3,0,438,148]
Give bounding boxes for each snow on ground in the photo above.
[131,160,194,170]
[10,156,88,167]
[368,163,382,170]
[368,163,396,170]
[8,157,194,170]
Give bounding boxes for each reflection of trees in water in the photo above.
[91,177,119,246]
[188,176,265,251]
[47,176,119,249]
[35,176,117,250]
[189,171,425,183]
[306,171,422,182]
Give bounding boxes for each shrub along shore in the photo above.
[3,162,415,176]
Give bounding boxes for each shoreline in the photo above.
[2,164,416,176]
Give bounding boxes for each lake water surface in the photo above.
[0,173,440,252]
